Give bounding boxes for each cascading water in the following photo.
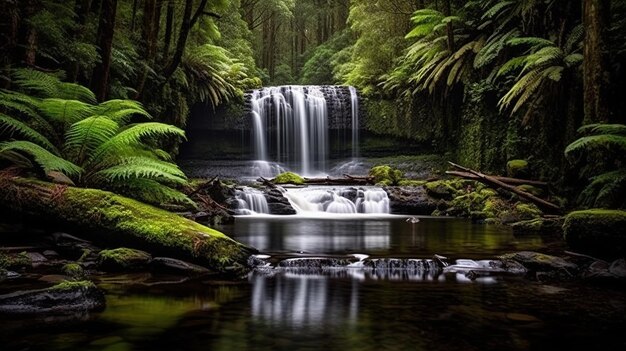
[283,186,390,214]
[248,85,359,177]
[235,187,269,215]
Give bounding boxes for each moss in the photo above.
[369,165,404,186]
[479,188,498,197]
[398,179,427,187]
[98,248,152,270]
[0,177,254,272]
[424,180,460,199]
[62,263,85,279]
[51,280,96,291]
[511,217,564,234]
[516,184,543,197]
[0,251,31,269]
[563,209,626,258]
[483,198,509,219]
[506,159,529,177]
[514,203,543,220]
[273,172,305,185]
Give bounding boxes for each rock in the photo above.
[563,209,626,259]
[0,280,105,314]
[511,217,564,234]
[150,257,211,275]
[423,180,459,200]
[266,189,296,215]
[62,263,86,279]
[506,159,528,178]
[97,248,152,271]
[499,251,578,276]
[25,252,48,264]
[385,186,438,215]
[0,269,21,280]
[609,259,626,278]
[43,250,60,258]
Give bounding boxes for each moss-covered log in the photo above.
[563,209,626,259]
[0,177,255,271]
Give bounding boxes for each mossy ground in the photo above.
[369,165,403,186]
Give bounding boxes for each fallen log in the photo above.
[447,162,561,213]
[0,177,255,271]
[445,171,548,187]
[257,176,279,189]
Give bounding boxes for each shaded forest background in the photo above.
[1,0,625,203]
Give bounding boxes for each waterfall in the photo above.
[349,86,359,159]
[283,186,390,214]
[236,187,269,215]
[248,85,359,177]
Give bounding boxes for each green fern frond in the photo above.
[506,37,554,49]
[56,83,97,103]
[12,69,63,98]
[95,163,187,185]
[578,170,626,208]
[577,124,626,136]
[0,113,59,153]
[482,0,515,19]
[0,140,81,176]
[38,98,95,124]
[64,116,120,163]
[565,134,626,157]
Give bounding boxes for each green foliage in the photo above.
[506,159,528,177]
[0,70,192,206]
[563,209,626,258]
[565,124,626,209]
[369,165,403,186]
[274,171,305,185]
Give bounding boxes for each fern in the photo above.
[0,113,59,153]
[12,68,96,103]
[0,140,81,176]
[578,124,626,136]
[578,170,626,208]
[564,134,626,156]
[38,98,95,125]
[64,116,119,164]
[113,178,195,206]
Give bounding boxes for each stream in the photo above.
[2,217,625,350]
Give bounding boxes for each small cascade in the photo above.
[248,85,360,177]
[356,188,390,214]
[235,187,269,215]
[283,186,390,214]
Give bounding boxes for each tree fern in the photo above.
[577,124,626,136]
[0,140,81,176]
[12,69,96,103]
[38,98,95,125]
[578,170,626,208]
[64,116,120,164]
[564,134,626,157]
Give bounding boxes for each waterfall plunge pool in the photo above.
[3,218,626,351]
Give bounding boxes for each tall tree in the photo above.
[90,0,118,101]
[583,0,611,123]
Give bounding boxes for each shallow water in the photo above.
[1,218,625,350]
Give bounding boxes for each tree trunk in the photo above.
[443,0,454,51]
[90,0,118,102]
[130,0,139,32]
[161,0,208,84]
[583,0,611,124]
[134,0,162,99]
[0,177,255,271]
[163,0,175,57]
[68,0,93,82]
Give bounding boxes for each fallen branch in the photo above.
[448,162,561,213]
[445,171,548,187]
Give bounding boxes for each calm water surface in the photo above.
[1,217,625,350]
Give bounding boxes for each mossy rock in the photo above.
[0,252,31,270]
[563,209,626,258]
[97,248,152,271]
[516,184,543,197]
[424,180,459,200]
[273,172,305,185]
[369,165,404,186]
[506,159,529,178]
[510,217,564,234]
[62,263,85,279]
[513,203,543,220]
[398,179,427,187]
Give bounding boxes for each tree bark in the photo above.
[583,0,611,124]
[163,0,175,57]
[161,0,209,83]
[0,177,255,271]
[90,0,118,102]
[68,0,93,82]
[442,0,454,51]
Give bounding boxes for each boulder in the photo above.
[499,251,578,277]
[0,280,105,314]
[266,189,296,215]
[385,186,438,215]
[563,209,626,259]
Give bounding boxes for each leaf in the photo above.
[0,140,82,176]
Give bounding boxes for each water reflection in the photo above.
[249,269,497,327]
[224,216,547,257]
